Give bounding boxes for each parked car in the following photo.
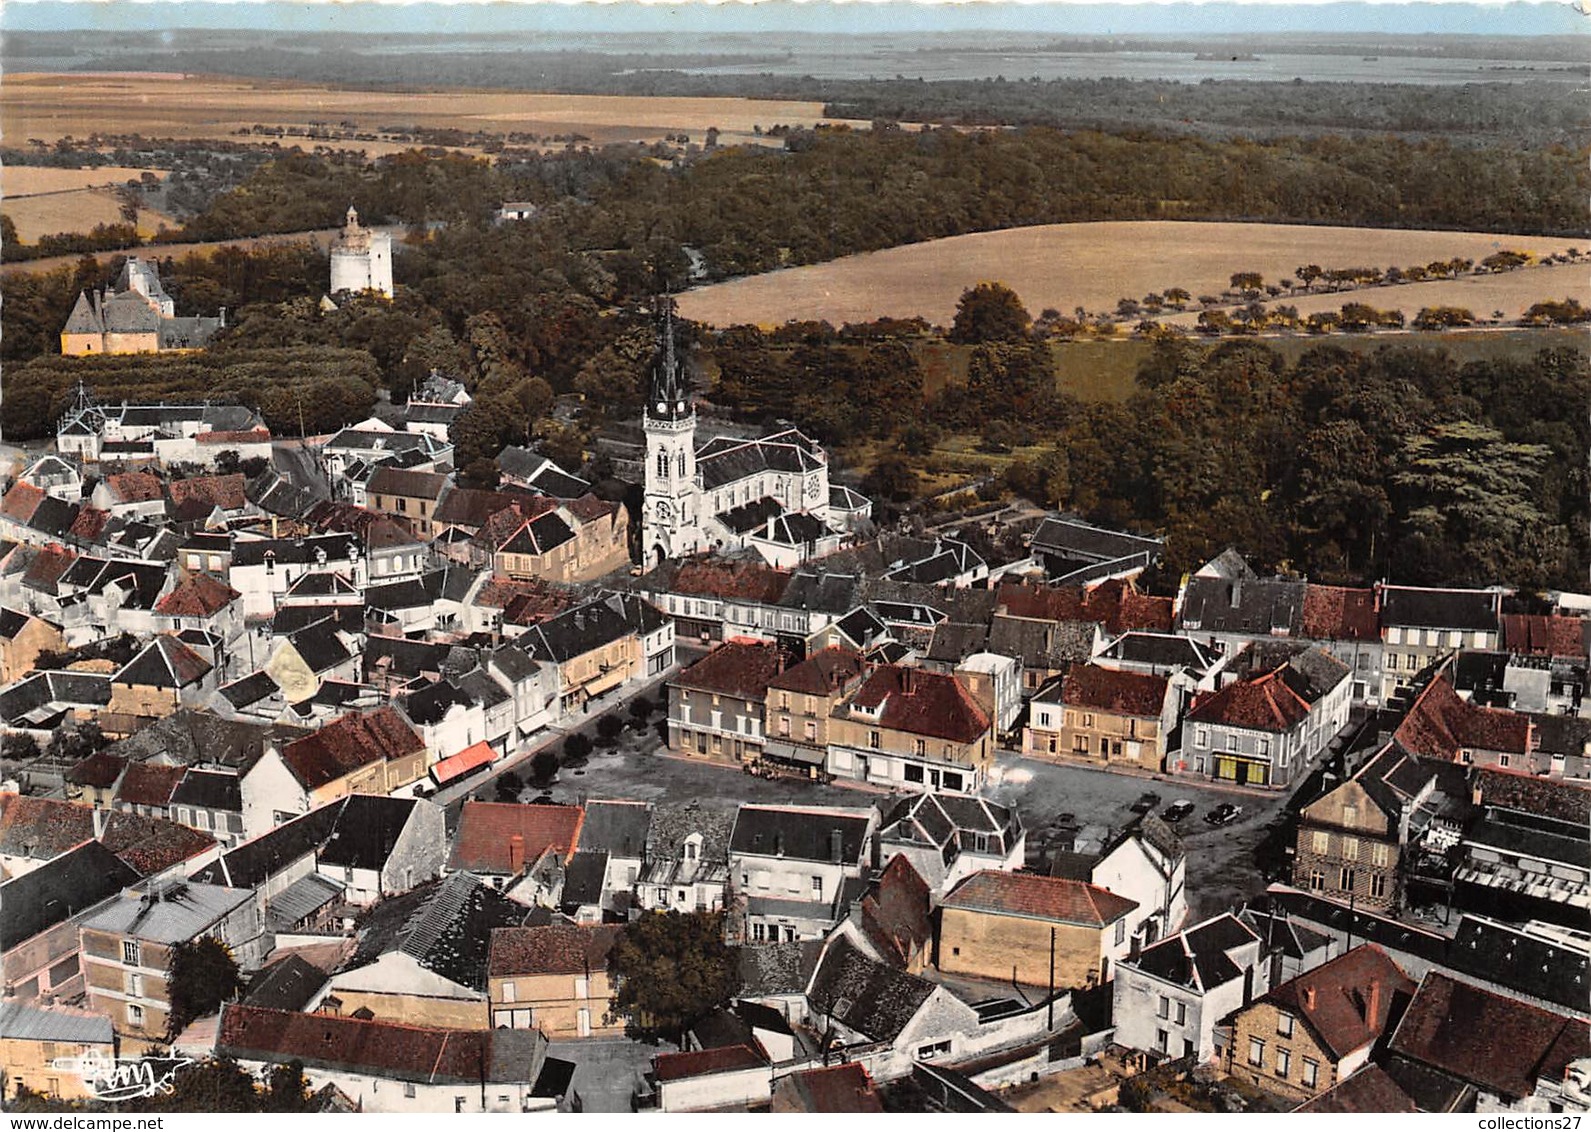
[1205,802,1244,827]
[1161,799,1197,824]
[1130,792,1163,814]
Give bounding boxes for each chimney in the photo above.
[1303,986,1317,1010]
[901,666,915,695]
[1364,979,1381,1024]
[508,833,526,874]
[766,516,776,540]
[829,829,844,864]
[93,807,109,840]
[1231,581,1243,608]
[774,831,785,857]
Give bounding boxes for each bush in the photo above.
[494,770,523,803]
[596,714,625,747]
[563,732,593,765]
[627,696,654,721]
[530,748,560,784]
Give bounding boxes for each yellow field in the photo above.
[3,188,176,241]
[5,166,170,196]
[2,72,864,155]
[675,221,1585,328]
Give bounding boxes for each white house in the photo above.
[1113,912,1265,1062]
[729,804,878,943]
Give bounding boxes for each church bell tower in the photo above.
[641,303,701,568]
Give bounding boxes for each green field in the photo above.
[919,327,1587,405]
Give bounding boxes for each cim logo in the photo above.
[51,1051,193,1101]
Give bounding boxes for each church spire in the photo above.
[647,296,691,422]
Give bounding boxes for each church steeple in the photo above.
[647,299,691,423]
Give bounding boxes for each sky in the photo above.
[4,0,1586,37]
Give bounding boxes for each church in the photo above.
[641,313,870,569]
[328,205,393,298]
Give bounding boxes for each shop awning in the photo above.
[761,741,825,766]
[431,740,495,786]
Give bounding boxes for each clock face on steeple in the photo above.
[655,498,673,522]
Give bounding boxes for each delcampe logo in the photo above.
[50,1051,193,1102]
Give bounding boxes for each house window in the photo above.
[914,739,926,756]
[1259,738,1270,756]
[1309,870,1325,891]
[1157,995,1170,1019]
[868,730,881,749]
[1301,1058,1319,1089]
[502,981,516,1003]
[942,771,963,792]
[804,720,817,742]
[1114,920,1126,946]
[126,973,143,997]
[1276,1048,1291,1077]
[1499,753,1511,768]
[1175,1001,1187,1026]
[1342,804,1358,827]
[1196,726,1209,747]
[917,1040,953,1059]
[1082,713,1095,728]
[404,1084,417,1099]
[1340,838,1359,861]
[1248,1037,1265,1068]
[1339,867,1356,891]
[1370,875,1388,899]
[1311,831,1330,854]
[1371,843,1389,868]
[127,1004,144,1027]
[1156,1029,1169,1053]
[122,941,141,967]
[752,923,765,942]
[811,876,824,900]
[1277,1013,1294,1037]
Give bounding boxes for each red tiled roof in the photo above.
[169,473,246,512]
[1295,1066,1417,1113]
[996,578,1170,635]
[1501,614,1589,659]
[0,794,94,859]
[848,665,991,745]
[1188,668,1311,733]
[667,557,790,604]
[1389,972,1589,1101]
[0,481,46,523]
[488,923,622,977]
[1477,767,1591,825]
[653,1042,766,1083]
[66,751,127,788]
[777,1063,883,1113]
[105,472,164,504]
[22,545,77,590]
[565,494,616,522]
[1394,676,1532,760]
[68,506,111,542]
[280,707,426,791]
[769,645,865,697]
[114,762,186,808]
[434,487,528,530]
[100,811,216,876]
[1263,944,1415,1061]
[859,855,932,969]
[941,870,1138,927]
[673,639,785,700]
[196,427,272,444]
[1302,585,1380,642]
[449,801,584,874]
[1061,663,1170,718]
[218,1005,506,1084]
[155,572,240,618]
[476,575,575,618]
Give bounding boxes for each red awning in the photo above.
[431,741,495,786]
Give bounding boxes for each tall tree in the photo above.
[165,935,242,1039]
[949,282,1032,344]
[609,911,740,1045]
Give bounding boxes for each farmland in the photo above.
[3,189,176,242]
[675,220,1585,329]
[1,72,864,154]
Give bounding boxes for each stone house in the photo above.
[79,880,265,1046]
[1181,644,1351,789]
[636,801,733,915]
[1377,585,1502,706]
[759,644,866,778]
[365,467,449,540]
[0,608,64,684]
[486,923,624,1039]
[0,1000,117,1104]
[1113,912,1265,1062]
[447,801,585,901]
[1,842,140,1002]
[516,593,643,717]
[243,707,429,829]
[1024,663,1178,773]
[667,637,783,764]
[827,664,994,794]
[107,635,215,722]
[728,803,878,943]
[938,870,1139,989]
[876,792,1025,900]
[1225,944,1415,1104]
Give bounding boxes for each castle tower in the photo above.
[641,304,703,568]
[329,204,394,298]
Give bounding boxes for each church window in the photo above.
[677,450,686,477]
[657,450,669,479]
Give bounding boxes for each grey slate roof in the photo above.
[738,940,825,997]
[1379,586,1501,632]
[809,937,935,1042]
[79,881,252,944]
[579,800,652,859]
[346,872,528,992]
[243,953,330,1011]
[1129,912,1258,992]
[316,795,420,871]
[1178,575,1306,637]
[0,841,140,952]
[0,1000,115,1044]
[559,851,609,909]
[730,805,871,865]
